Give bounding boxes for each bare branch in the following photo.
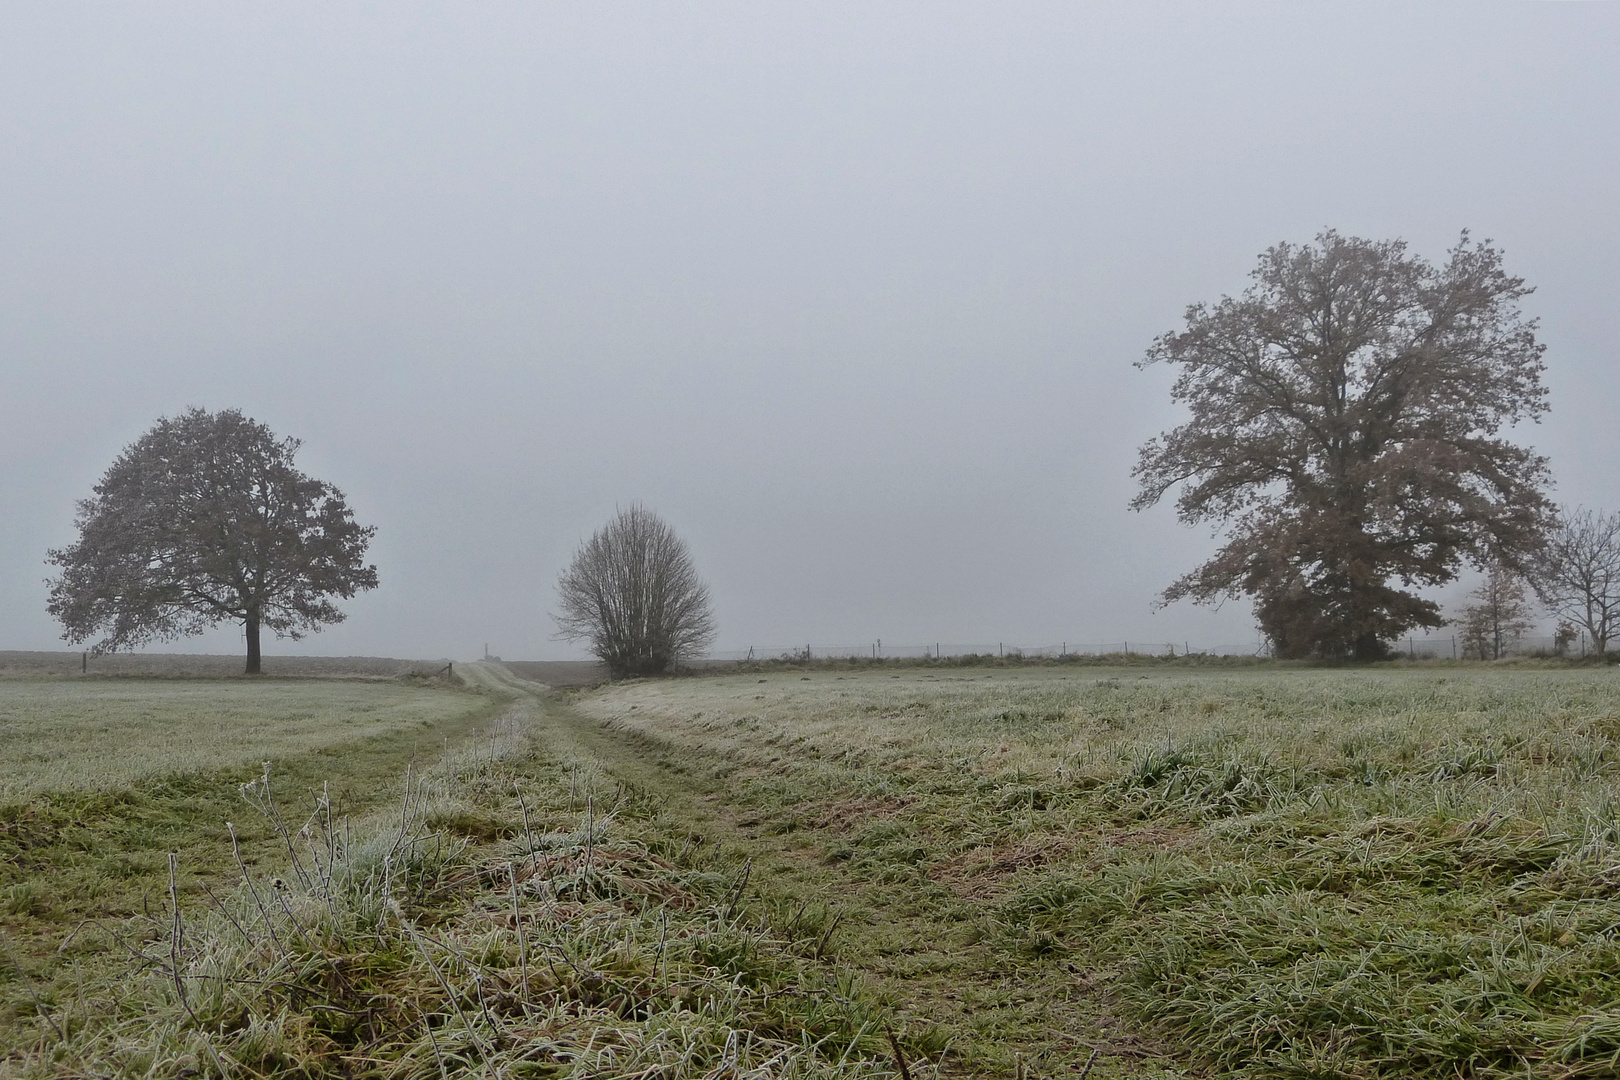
[1532,507,1620,656]
[553,504,716,678]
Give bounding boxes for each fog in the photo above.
[2,3,1616,661]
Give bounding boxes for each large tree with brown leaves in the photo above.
[47,409,378,674]
[1131,231,1552,659]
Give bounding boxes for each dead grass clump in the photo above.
[929,835,1075,901]
[809,796,911,834]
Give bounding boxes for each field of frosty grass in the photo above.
[0,679,478,801]
[7,662,1620,1078]
[580,663,1620,1077]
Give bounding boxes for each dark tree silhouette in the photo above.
[554,504,716,678]
[47,408,378,674]
[1132,231,1553,659]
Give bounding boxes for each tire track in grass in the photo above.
[469,663,1144,1079]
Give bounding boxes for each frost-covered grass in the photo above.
[577,665,1620,1078]
[0,678,908,1080]
[0,675,506,1070]
[0,679,478,800]
[13,665,1620,1078]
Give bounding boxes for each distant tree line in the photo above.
[44,231,1619,673]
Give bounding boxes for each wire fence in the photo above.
[704,631,1598,663]
[1398,632,1595,660]
[703,640,1265,662]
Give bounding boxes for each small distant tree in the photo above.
[554,505,716,678]
[1455,564,1537,660]
[1533,507,1620,657]
[47,409,378,674]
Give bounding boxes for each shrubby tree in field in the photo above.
[554,504,715,678]
[1132,231,1553,660]
[1534,507,1620,657]
[1455,564,1537,660]
[47,409,378,674]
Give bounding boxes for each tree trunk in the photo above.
[1352,633,1388,661]
[245,610,262,675]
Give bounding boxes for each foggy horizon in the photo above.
[3,3,1617,663]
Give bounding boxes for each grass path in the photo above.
[474,663,1131,1078]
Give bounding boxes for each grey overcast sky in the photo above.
[2,3,1617,661]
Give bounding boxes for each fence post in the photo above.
[82,650,87,673]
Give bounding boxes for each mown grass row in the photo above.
[1,708,918,1078]
[584,667,1620,1078]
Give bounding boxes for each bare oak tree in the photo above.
[554,504,716,678]
[1131,231,1553,660]
[1534,507,1620,656]
[47,409,378,674]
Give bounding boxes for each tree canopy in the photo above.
[1131,231,1552,659]
[554,504,716,678]
[47,408,378,673]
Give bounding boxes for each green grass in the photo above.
[0,679,478,799]
[12,663,1620,1077]
[0,675,506,1063]
[0,670,909,1079]
[575,665,1620,1078]
[0,651,450,679]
